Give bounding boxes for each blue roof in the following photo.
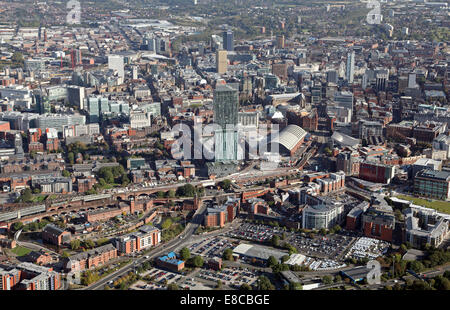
[159,252,184,265]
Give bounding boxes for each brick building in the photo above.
[66,244,118,272]
[42,224,71,246]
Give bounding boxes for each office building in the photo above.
[216,50,228,74]
[414,169,450,200]
[345,51,355,83]
[222,29,234,52]
[213,85,239,161]
[302,204,344,230]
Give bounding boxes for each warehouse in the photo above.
[232,243,287,264]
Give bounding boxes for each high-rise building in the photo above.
[222,29,234,52]
[108,55,124,80]
[408,73,417,88]
[345,51,355,83]
[375,69,389,91]
[214,85,239,162]
[216,50,228,74]
[67,85,85,110]
[276,35,285,49]
[327,70,338,84]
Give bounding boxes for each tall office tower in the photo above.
[327,70,338,84]
[132,65,138,80]
[214,85,239,162]
[108,55,125,80]
[35,93,51,115]
[375,69,389,91]
[276,35,285,49]
[408,73,417,88]
[67,85,85,110]
[222,29,234,52]
[345,51,355,84]
[216,50,228,74]
[75,49,82,65]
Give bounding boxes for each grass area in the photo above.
[395,194,450,214]
[11,246,32,257]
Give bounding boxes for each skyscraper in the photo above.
[276,35,285,49]
[214,85,239,162]
[222,30,234,52]
[216,50,228,74]
[346,51,355,84]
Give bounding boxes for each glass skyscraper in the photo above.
[222,30,234,52]
[213,85,239,162]
[346,50,355,84]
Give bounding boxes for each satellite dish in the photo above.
[14,229,22,241]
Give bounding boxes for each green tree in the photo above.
[289,282,303,290]
[167,283,179,290]
[240,283,252,290]
[13,222,24,231]
[270,235,280,247]
[161,218,173,230]
[180,247,191,261]
[223,248,233,261]
[192,256,204,268]
[267,256,278,267]
[220,179,232,191]
[322,275,333,285]
[257,276,275,290]
[21,188,33,202]
[68,152,75,164]
[70,239,81,250]
[167,189,176,198]
[62,170,71,177]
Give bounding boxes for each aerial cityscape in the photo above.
[0,0,449,295]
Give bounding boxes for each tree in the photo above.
[270,235,280,247]
[281,255,290,263]
[167,189,176,198]
[322,275,333,285]
[121,174,130,186]
[289,282,303,290]
[192,256,204,268]
[161,218,173,230]
[267,256,278,267]
[220,179,232,191]
[62,170,71,177]
[70,239,81,250]
[13,222,24,231]
[180,247,191,261]
[83,239,95,249]
[223,248,233,261]
[334,275,342,283]
[68,152,75,165]
[216,280,223,289]
[257,276,275,290]
[21,188,33,202]
[240,283,252,290]
[167,283,179,290]
[98,167,114,184]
